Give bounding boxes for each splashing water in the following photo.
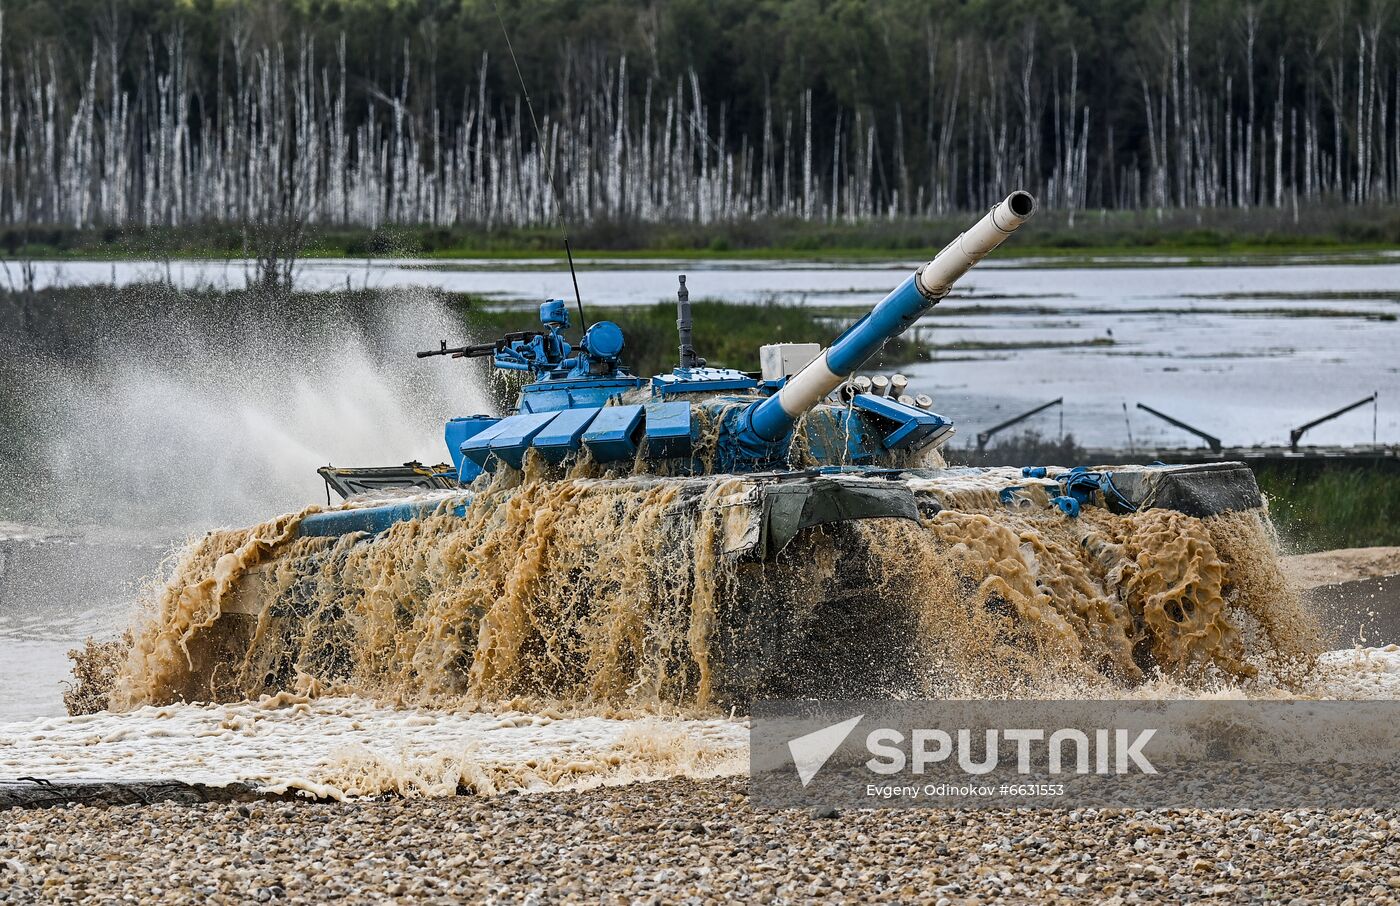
[4,286,487,531]
[31,462,1400,800]
[2,694,748,801]
[92,463,1329,716]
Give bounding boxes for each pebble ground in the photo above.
[2,778,1398,903]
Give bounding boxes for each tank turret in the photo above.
[319,191,1036,499]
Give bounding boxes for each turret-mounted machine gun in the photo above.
[320,302,634,499]
[415,300,630,379]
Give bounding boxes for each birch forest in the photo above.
[1,0,1398,230]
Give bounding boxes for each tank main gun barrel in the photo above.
[742,190,1036,446]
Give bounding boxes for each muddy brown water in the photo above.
[4,255,1399,719]
[92,464,1324,715]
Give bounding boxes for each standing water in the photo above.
[15,254,1400,448]
[2,255,1398,798]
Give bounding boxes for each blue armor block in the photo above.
[644,401,694,458]
[532,406,602,463]
[581,404,645,462]
[489,410,565,469]
[459,418,518,470]
[850,393,953,450]
[444,415,499,481]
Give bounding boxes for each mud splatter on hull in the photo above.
[90,466,1324,713]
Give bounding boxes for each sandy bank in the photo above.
[1282,547,1400,590]
[1283,548,1400,647]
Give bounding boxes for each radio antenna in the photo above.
[491,1,587,328]
[564,238,587,329]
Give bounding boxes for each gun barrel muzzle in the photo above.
[741,191,1035,446]
[915,191,1037,300]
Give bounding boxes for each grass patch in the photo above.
[3,202,1399,263]
[1256,466,1400,554]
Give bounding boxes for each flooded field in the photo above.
[2,254,1397,725]
[18,254,1400,449]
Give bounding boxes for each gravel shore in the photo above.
[3,778,1398,904]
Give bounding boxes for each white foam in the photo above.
[1314,644,1400,699]
[5,647,1396,799]
[0,696,747,800]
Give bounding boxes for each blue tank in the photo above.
[169,188,1281,708]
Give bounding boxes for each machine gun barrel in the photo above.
[417,339,506,359]
[742,190,1036,445]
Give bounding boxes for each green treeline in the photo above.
[1,0,1398,230]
